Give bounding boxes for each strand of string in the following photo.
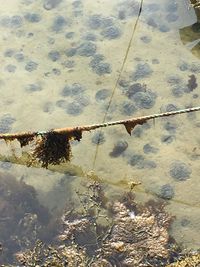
[92,0,144,168]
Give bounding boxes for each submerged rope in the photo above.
[0,106,200,140]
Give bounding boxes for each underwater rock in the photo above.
[125,83,146,99]
[84,33,97,41]
[161,135,175,144]
[5,64,16,73]
[88,14,102,29]
[66,101,83,116]
[167,75,182,85]
[95,89,110,102]
[169,161,192,181]
[165,1,178,13]
[14,52,24,62]
[25,83,42,92]
[121,101,137,115]
[24,13,41,23]
[0,114,16,133]
[186,74,198,92]
[56,99,68,108]
[4,49,15,57]
[159,24,170,32]
[25,61,38,72]
[143,143,158,154]
[52,15,68,32]
[132,63,153,81]
[90,54,112,75]
[91,131,105,145]
[65,31,75,39]
[61,83,84,96]
[65,47,77,57]
[158,184,175,200]
[77,41,97,57]
[43,101,54,113]
[171,85,185,98]
[178,61,189,71]
[109,140,128,157]
[164,121,177,133]
[118,79,129,88]
[74,94,90,107]
[48,50,60,61]
[140,35,152,43]
[164,104,178,112]
[128,154,145,168]
[165,13,178,23]
[133,91,156,109]
[1,15,23,28]
[100,26,121,39]
[52,68,61,75]
[43,0,62,10]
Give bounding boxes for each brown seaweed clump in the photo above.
[32,130,82,168]
[11,183,180,267]
[166,252,200,267]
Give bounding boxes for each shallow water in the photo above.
[0,0,200,255]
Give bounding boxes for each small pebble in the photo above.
[56,100,68,108]
[43,0,62,10]
[92,62,112,75]
[52,16,67,32]
[171,85,184,98]
[119,79,129,88]
[118,10,126,20]
[169,161,192,181]
[143,143,158,154]
[133,91,156,109]
[164,121,177,133]
[100,26,121,39]
[146,17,157,28]
[126,83,146,99]
[95,89,110,102]
[128,154,144,167]
[48,50,60,62]
[109,140,128,157]
[0,162,12,170]
[88,15,102,29]
[165,104,178,112]
[65,48,77,57]
[24,13,41,23]
[61,83,84,96]
[77,41,96,57]
[66,101,83,116]
[167,75,182,85]
[25,61,38,72]
[74,94,90,107]
[121,101,137,116]
[5,64,16,73]
[178,61,189,71]
[0,114,16,133]
[132,63,153,81]
[62,60,75,68]
[4,49,15,57]
[11,15,23,28]
[25,83,42,92]
[91,131,105,145]
[84,33,97,41]
[14,52,24,62]
[52,68,61,75]
[152,58,159,64]
[43,102,54,113]
[161,135,174,144]
[180,218,190,227]
[140,35,151,43]
[65,32,74,39]
[158,184,174,200]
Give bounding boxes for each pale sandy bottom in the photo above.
[0,0,200,249]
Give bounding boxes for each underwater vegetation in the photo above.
[0,172,51,264]
[1,180,199,266]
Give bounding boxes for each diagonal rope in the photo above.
[92,0,144,168]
